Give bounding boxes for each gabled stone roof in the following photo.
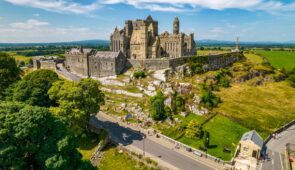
[241,130,263,148]
[93,51,121,59]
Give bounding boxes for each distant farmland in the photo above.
[255,50,295,71]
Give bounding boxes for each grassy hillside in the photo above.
[255,50,295,71]
[214,80,295,138]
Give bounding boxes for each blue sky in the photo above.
[0,0,295,43]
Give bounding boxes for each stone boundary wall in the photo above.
[157,133,230,165]
[264,119,295,145]
[127,52,244,71]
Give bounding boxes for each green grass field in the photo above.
[98,146,152,170]
[214,81,295,138]
[161,114,248,161]
[255,50,295,71]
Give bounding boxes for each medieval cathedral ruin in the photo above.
[63,15,197,78]
[110,15,195,59]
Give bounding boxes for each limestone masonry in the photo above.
[110,15,196,59]
[59,15,244,78]
[64,15,197,78]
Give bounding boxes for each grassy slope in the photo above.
[255,50,295,71]
[214,52,295,138]
[161,114,248,161]
[98,147,151,170]
[214,81,295,138]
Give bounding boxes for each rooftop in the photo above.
[241,130,263,148]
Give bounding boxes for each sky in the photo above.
[0,0,295,43]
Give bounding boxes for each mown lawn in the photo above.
[98,146,152,170]
[162,114,248,161]
[214,81,295,138]
[255,50,295,71]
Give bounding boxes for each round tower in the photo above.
[173,17,179,34]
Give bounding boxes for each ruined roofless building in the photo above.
[110,15,196,59]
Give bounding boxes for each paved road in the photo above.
[90,114,216,170]
[258,124,295,170]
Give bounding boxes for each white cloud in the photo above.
[210,27,225,34]
[33,13,40,17]
[10,19,48,29]
[101,0,295,12]
[0,19,105,42]
[4,0,100,14]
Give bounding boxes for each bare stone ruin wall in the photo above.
[205,52,244,70]
[39,61,57,70]
[127,52,244,71]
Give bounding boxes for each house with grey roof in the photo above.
[234,130,264,170]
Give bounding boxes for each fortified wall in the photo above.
[127,52,244,71]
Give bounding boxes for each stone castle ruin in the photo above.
[63,15,197,78]
[110,15,195,59]
[31,15,244,78]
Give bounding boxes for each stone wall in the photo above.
[39,61,57,70]
[204,52,245,71]
[127,52,244,71]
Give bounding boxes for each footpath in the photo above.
[96,112,229,170]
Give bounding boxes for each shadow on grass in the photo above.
[78,130,106,150]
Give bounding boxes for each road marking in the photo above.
[259,162,263,170]
[272,159,274,166]
[279,153,284,170]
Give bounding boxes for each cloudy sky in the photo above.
[0,0,295,43]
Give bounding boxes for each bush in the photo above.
[199,84,220,108]
[133,70,146,79]
[150,91,168,121]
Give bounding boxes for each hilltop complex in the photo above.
[110,15,196,59]
[63,16,196,78]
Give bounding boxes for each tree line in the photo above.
[0,52,104,169]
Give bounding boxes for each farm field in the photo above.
[255,50,295,71]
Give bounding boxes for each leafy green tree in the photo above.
[0,53,21,99]
[150,91,168,121]
[175,95,185,112]
[0,102,94,170]
[48,78,104,133]
[11,69,59,107]
[203,131,210,148]
[185,119,203,139]
[199,84,220,108]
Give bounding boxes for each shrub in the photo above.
[150,91,168,121]
[133,70,146,79]
[199,84,220,108]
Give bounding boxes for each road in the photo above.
[257,124,295,170]
[90,114,217,170]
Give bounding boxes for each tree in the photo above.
[0,102,94,170]
[203,131,210,148]
[48,78,104,133]
[11,69,59,107]
[185,119,203,139]
[199,84,220,108]
[150,91,168,121]
[0,53,21,99]
[175,94,185,112]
